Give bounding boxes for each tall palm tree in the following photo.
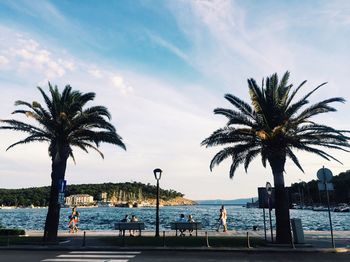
[0,83,126,242]
[201,72,350,243]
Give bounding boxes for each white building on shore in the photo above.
[65,194,94,206]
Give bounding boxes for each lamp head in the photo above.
[153,168,162,180]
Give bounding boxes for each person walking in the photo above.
[68,206,79,233]
[216,205,227,232]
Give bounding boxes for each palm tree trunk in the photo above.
[272,171,292,244]
[43,149,69,243]
[269,154,292,244]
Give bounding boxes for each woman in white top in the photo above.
[216,205,227,232]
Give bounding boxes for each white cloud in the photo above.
[15,46,66,78]
[319,1,350,26]
[110,74,134,95]
[88,68,103,78]
[166,0,280,93]
[0,26,76,80]
[59,59,75,71]
[147,31,189,63]
[3,0,70,30]
[0,55,9,67]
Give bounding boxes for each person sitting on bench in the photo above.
[176,213,186,236]
[187,214,195,236]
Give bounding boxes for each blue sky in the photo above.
[0,0,350,200]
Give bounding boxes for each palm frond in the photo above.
[244,149,260,172]
[285,80,307,109]
[83,106,112,120]
[210,147,236,171]
[201,127,255,148]
[6,135,49,151]
[229,155,244,178]
[0,119,47,134]
[248,78,265,114]
[294,97,345,123]
[70,141,105,159]
[214,108,256,127]
[224,94,254,118]
[294,144,342,164]
[286,147,304,173]
[37,86,53,115]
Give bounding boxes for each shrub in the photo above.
[0,229,25,236]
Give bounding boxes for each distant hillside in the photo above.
[0,182,189,207]
[196,197,258,205]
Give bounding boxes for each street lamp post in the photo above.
[153,168,162,237]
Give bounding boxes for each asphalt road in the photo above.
[0,250,349,262]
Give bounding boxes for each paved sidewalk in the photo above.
[1,230,349,253]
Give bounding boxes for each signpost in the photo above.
[58,192,65,205]
[317,167,335,248]
[266,182,273,243]
[58,179,67,206]
[58,179,67,193]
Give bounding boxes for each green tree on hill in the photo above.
[202,72,350,243]
[0,182,184,207]
[0,84,126,242]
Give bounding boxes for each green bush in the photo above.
[0,229,25,236]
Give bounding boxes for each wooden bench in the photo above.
[170,222,202,236]
[114,222,145,236]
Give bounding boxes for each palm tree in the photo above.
[201,72,350,243]
[0,83,126,242]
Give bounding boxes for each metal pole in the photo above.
[301,185,304,208]
[263,208,267,241]
[155,179,160,237]
[290,228,295,249]
[298,185,302,207]
[325,181,335,248]
[205,231,210,247]
[268,197,273,243]
[247,232,251,248]
[82,231,86,247]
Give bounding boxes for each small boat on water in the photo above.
[291,204,303,209]
[312,206,328,212]
[115,202,133,208]
[97,201,114,207]
[333,204,350,212]
[0,206,14,209]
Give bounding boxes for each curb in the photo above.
[1,245,349,253]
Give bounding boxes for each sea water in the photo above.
[0,205,349,231]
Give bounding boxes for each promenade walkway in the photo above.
[17,230,349,252]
